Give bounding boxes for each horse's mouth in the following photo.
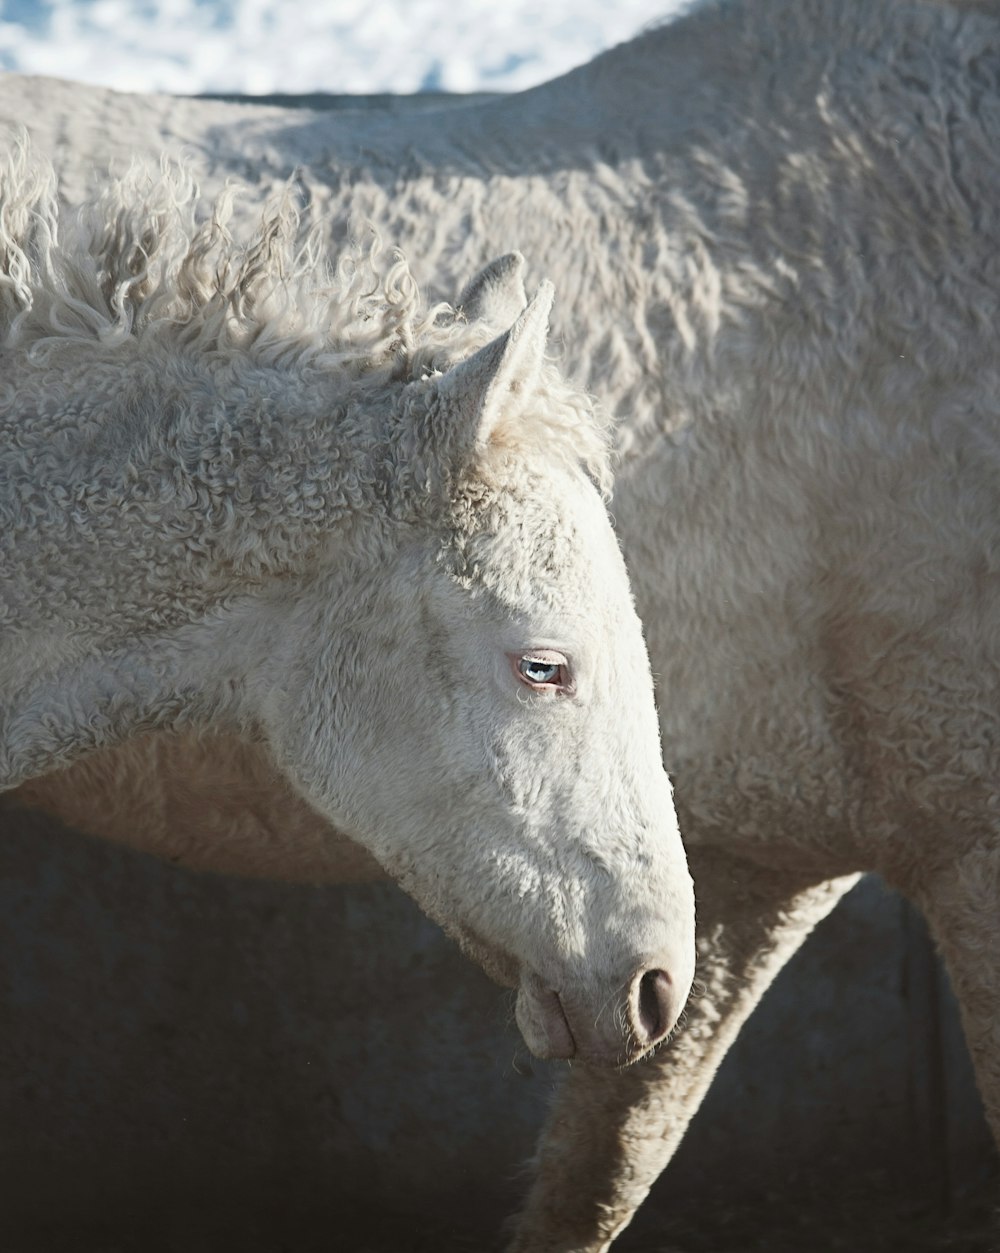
[445,925,579,1059]
[515,972,576,1061]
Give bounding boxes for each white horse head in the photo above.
[0,155,695,1064]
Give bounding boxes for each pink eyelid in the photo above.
[509,650,574,694]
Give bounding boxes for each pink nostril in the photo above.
[636,969,674,1045]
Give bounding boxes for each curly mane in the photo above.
[0,138,610,492]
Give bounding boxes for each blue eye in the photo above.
[520,659,559,684]
[511,650,572,692]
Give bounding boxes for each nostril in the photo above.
[636,969,673,1044]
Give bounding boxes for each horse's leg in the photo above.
[507,850,860,1253]
[907,843,1000,1150]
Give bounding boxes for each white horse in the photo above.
[6,0,1000,1246]
[0,148,696,1072]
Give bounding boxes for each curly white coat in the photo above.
[5,0,1000,1247]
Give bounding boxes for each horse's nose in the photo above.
[630,967,680,1050]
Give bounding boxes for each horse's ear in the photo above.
[430,280,553,461]
[458,252,528,329]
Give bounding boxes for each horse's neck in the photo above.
[0,618,245,789]
[0,347,376,789]
[1,349,372,639]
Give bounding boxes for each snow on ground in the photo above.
[0,0,690,96]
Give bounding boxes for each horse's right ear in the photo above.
[458,252,528,329]
[421,280,553,470]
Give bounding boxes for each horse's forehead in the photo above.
[444,472,624,613]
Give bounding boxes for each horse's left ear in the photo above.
[428,279,554,461]
[458,252,528,329]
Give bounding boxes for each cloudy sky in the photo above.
[0,0,689,96]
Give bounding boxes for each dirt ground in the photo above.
[640,1198,998,1253]
[345,1193,1000,1253]
[337,1171,1000,1253]
[7,1182,997,1253]
[623,1179,1000,1253]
